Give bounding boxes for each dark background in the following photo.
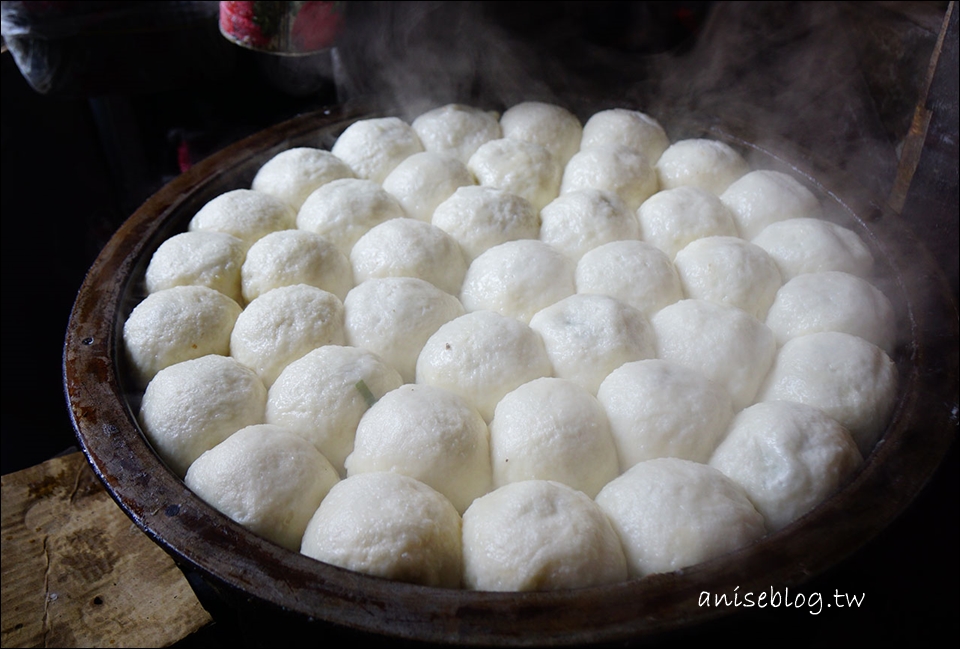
[2,1,957,646]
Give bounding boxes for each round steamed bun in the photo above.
[462,480,627,591]
[655,139,749,195]
[652,299,776,410]
[139,355,267,477]
[416,310,553,422]
[596,359,734,470]
[580,108,669,161]
[751,217,874,281]
[265,345,403,474]
[576,240,683,317]
[538,189,639,261]
[720,169,821,239]
[431,185,540,262]
[123,285,241,386]
[188,189,295,244]
[300,471,462,588]
[673,236,782,319]
[499,101,582,166]
[296,178,405,255]
[758,331,898,454]
[709,401,863,531]
[331,116,424,183]
[596,458,766,577]
[145,230,246,303]
[467,138,562,212]
[185,424,339,550]
[528,294,655,395]
[412,103,501,163]
[251,147,356,210]
[343,277,465,383]
[381,151,474,221]
[240,229,352,303]
[560,145,658,211]
[489,378,619,497]
[765,271,897,354]
[346,384,491,513]
[636,186,738,260]
[459,239,575,323]
[350,218,467,295]
[230,284,345,387]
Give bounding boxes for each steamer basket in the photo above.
[63,105,958,646]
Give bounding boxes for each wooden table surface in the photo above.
[1,452,211,648]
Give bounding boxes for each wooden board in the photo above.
[1,452,211,648]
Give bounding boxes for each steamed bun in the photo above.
[240,229,353,303]
[462,480,627,591]
[123,285,241,386]
[489,378,619,497]
[656,139,749,195]
[459,240,575,323]
[331,117,424,183]
[296,178,405,255]
[580,108,669,161]
[344,277,465,383]
[301,471,462,588]
[758,331,898,454]
[765,271,896,354]
[189,189,295,245]
[560,145,658,211]
[637,186,738,260]
[576,240,683,317]
[596,458,766,577]
[230,284,345,387]
[431,186,540,262]
[185,424,339,550]
[652,299,776,410]
[252,147,356,210]
[721,169,821,239]
[468,138,562,212]
[539,189,639,261]
[673,236,782,320]
[139,355,267,477]
[145,230,246,303]
[412,103,501,163]
[350,218,467,295]
[751,217,874,282]
[265,345,403,474]
[346,384,491,513]
[597,359,734,469]
[416,310,553,422]
[528,294,655,395]
[709,401,863,531]
[381,151,474,222]
[500,101,582,166]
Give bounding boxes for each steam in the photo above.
[649,2,899,199]
[322,3,958,361]
[332,2,902,200]
[334,2,561,118]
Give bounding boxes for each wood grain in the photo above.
[1,452,211,648]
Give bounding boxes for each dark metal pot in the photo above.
[63,104,959,646]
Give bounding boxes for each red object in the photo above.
[219,1,270,49]
[219,1,344,53]
[291,2,344,51]
[177,137,192,173]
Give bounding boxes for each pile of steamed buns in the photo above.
[123,102,898,591]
